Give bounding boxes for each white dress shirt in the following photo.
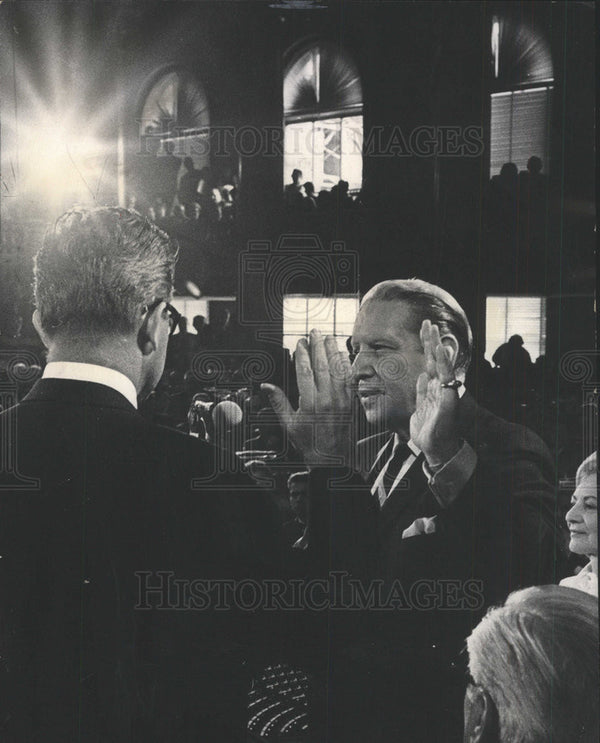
[42,361,138,409]
[370,384,476,509]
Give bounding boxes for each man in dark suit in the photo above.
[0,208,274,742]
[263,279,565,741]
[347,280,561,607]
[266,279,562,608]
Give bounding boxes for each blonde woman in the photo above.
[560,451,597,597]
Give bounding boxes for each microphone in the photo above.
[188,395,243,446]
[212,400,243,428]
[212,400,243,451]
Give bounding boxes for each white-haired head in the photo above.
[576,451,597,487]
[465,585,599,743]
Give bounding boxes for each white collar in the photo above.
[42,361,138,409]
[393,434,421,457]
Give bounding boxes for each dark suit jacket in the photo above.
[305,394,566,742]
[311,393,565,612]
[0,379,277,743]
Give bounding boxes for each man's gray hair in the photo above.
[34,207,178,337]
[466,585,599,743]
[360,279,473,373]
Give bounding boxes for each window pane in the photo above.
[335,297,361,336]
[284,122,314,188]
[283,295,308,334]
[319,119,342,183]
[307,296,335,331]
[283,335,306,353]
[283,295,359,349]
[490,87,552,176]
[284,116,363,192]
[486,296,546,362]
[341,116,363,191]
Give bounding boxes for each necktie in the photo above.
[366,438,394,490]
[368,440,412,506]
[381,441,412,499]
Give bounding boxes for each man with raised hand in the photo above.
[263,280,562,741]
[264,279,561,612]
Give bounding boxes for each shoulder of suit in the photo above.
[152,422,216,457]
[462,400,551,459]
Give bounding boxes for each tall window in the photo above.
[490,87,552,175]
[489,17,553,176]
[139,68,210,160]
[283,294,359,352]
[485,296,547,362]
[283,43,363,192]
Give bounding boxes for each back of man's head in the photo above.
[34,207,177,340]
[360,278,473,373]
[465,585,599,743]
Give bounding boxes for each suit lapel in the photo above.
[378,452,430,529]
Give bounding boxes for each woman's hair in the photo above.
[576,451,597,487]
[467,585,599,743]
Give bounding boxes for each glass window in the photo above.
[284,115,363,192]
[283,42,363,192]
[485,296,547,362]
[489,17,553,177]
[490,87,552,176]
[283,294,360,352]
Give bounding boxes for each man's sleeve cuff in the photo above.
[422,441,477,508]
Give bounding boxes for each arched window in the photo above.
[283,42,363,192]
[489,17,553,176]
[139,68,210,157]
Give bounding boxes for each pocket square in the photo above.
[402,516,437,539]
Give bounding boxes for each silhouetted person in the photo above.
[192,314,208,348]
[317,189,333,211]
[337,180,354,209]
[492,334,532,401]
[177,156,202,208]
[184,201,202,222]
[166,315,194,373]
[519,156,548,237]
[303,181,318,211]
[156,141,181,211]
[284,169,304,209]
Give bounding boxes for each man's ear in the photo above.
[440,333,460,369]
[32,310,50,349]
[463,684,499,743]
[137,303,164,357]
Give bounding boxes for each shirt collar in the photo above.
[42,361,138,409]
[394,434,421,457]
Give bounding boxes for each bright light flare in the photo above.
[17,115,109,208]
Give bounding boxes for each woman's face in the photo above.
[565,473,597,557]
